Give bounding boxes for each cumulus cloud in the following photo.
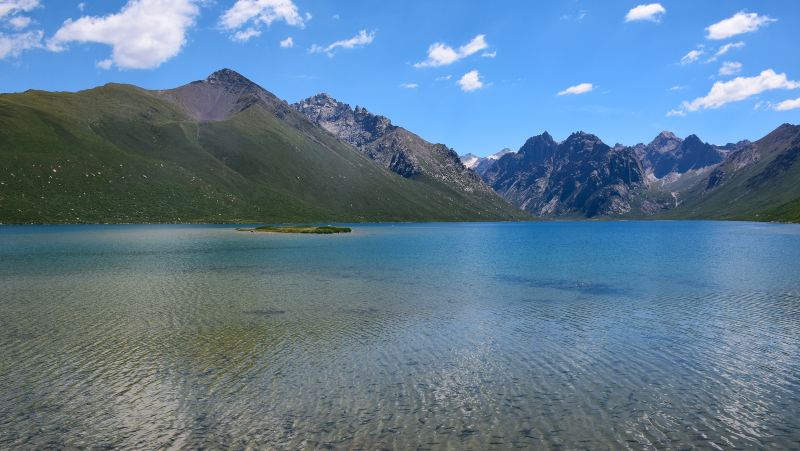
[706,11,775,40]
[399,83,418,89]
[677,69,799,113]
[718,61,742,76]
[625,3,666,22]
[458,70,483,92]
[666,109,686,117]
[414,34,489,68]
[557,82,593,96]
[220,0,308,42]
[773,97,800,111]
[49,0,199,70]
[279,36,293,48]
[309,29,374,57]
[680,48,704,65]
[0,29,41,59]
[0,0,40,19]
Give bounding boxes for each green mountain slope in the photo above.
[0,70,527,223]
[665,124,800,222]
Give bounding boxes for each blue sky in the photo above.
[1,0,799,156]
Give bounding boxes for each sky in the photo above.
[1,0,799,156]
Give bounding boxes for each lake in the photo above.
[1,221,799,449]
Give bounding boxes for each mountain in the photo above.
[461,153,482,170]
[481,125,800,221]
[483,132,646,217]
[643,132,724,178]
[667,123,800,222]
[292,93,518,215]
[460,148,513,176]
[0,69,526,223]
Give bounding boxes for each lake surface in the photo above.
[1,221,799,449]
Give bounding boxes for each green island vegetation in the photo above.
[237,225,352,234]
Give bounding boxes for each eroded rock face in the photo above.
[292,93,498,197]
[644,132,723,178]
[293,94,395,148]
[483,132,646,217]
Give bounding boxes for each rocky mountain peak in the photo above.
[518,132,558,162]
[157,68,292,122]
[563,131,607,153]
[646,132,722,178]
[293,93,396,149]
[205,68,259,90]
[647,131,683,153]
[489,148,513,160]
[683,134,703,145]
[656,131,678,140]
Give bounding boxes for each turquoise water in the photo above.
[1,221,799,449]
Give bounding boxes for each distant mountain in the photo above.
[473,127,780,219]
[668,123,800,222]
[642,132,724,178]
[460,148,513,176]
[461,153,481,170]
[0,69,526,223]
[483,132,646,217]
[292,93,519,216]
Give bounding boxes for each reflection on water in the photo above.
[1,222,799,449]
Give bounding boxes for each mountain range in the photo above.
[0,68,797,224]
[461,125,800,222]
[0,69,524,223]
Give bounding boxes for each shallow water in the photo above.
[1,221,799,449]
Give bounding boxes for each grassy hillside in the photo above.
[0,83,527,223]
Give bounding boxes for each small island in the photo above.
[236,225,352,234]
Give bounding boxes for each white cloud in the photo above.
[666,109,686,117]
[233,27,260,42]
[670,85,687,91]
[678,69,799,113]
[78,3,86,12]
[481,50,496,58]
[557,82,593,96]
[713,41,744,58]
[625,3,666,22]
[773,97,800,111]
[435,74,452,81]
[719,61,742,76]
[458,70,483,92]
[399,83,418,89]
[309,29,374,57]
[96,58,112,69]
[680,48,704,65]
[706,11,775,40]
[414,34,489,68]
[220,0,308,41]
[7,15,30,29]
[0,0,40,19]
[49,0,199,70]
[0,29,41,59]
[279,36,293,48]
